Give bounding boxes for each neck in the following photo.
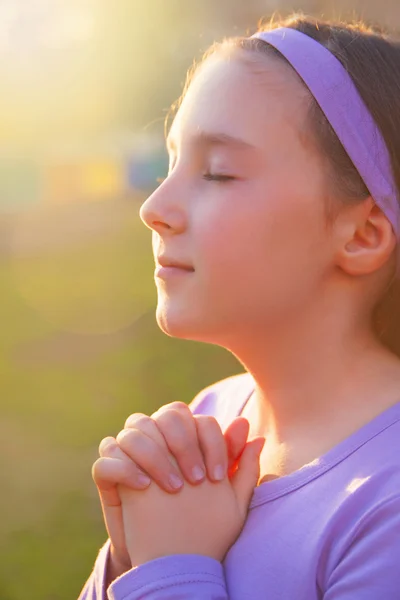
[224,296,400,443]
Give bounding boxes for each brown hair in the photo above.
[169,15,400,355]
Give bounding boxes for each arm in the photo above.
[80,379,251,599]
[108,555,228,600]
[77,539,112,600]
[324,495,400,599]
[107,437,263,600]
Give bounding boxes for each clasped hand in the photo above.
[92,402,265,574]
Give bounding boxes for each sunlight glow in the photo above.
[0,1,112,150]
[0,0,95,59]
[346,477,371,494]
[301,458,320,469]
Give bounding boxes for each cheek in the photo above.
[194,187,326,305]
[195,201,255,284]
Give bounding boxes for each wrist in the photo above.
[106,545,131,588]
[128,549,223,569]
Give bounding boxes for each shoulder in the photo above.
[358,404,400,490]
[321,492,400,595]
[188,372,255,428]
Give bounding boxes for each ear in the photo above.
[335,199,397,277]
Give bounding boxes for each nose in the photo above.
[139,176,187,236]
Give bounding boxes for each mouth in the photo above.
[156,256,194,273]
[154,264,194,279]
[158,263,194,271]
[155,256,195,279]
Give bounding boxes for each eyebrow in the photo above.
[166,130,257,153]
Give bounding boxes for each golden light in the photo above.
[0,0,114,151]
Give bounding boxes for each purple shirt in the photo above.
[78,373,400,599]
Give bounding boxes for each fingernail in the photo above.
[137,473,151,488]
[169,473,184,489]
[213,465,225,481]
[192,465,205,482]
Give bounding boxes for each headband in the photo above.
[251,28,400,240]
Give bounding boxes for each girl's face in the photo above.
[140,52,335,345]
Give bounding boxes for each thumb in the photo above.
[230,437,265,512]
[224,417,250,475]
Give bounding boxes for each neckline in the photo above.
[236,389,400,509]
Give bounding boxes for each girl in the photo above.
[79,14,400,599]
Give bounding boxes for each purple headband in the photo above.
[251,28,400,240]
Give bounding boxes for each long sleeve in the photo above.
[78,539,112,600]
[107,555,229,600]
[323,495,400,599]
[77,375,249,600]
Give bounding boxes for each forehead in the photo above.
[169,52,311,152]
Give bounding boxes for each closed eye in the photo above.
[156,173,236,186]
[203,173,236,182]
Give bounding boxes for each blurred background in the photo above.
[1,1,399,598]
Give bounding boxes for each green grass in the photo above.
[0,202,240,600]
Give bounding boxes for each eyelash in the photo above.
[156,173,235,186]
[203,173,235,183]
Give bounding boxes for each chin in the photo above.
[155,304,230,346]
[155,305,198,340]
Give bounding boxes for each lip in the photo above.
[155,265,195,279]
[156,256,194,271]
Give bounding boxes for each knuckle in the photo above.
[195,416,225,455]
[167,401,190,412]
[98,436,117,456]
[168,435,190,455]
[124,412,150,429]
[116,428,159,463]
[124,412,168,447]
[154,411,183,435]
[154,401,189,416]
[91,457,105,479]
[155,416,190,451]
[116,428,139,448]
[195,414,220,431]
[153,410,202,459]
[164,429,199,461]
[156,405,192,431]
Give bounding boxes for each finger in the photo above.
[152,401,190,417]
[96,490,128,564]
[116,428,184,492]
[224,418,250,465]
[123,415,181,473]
[92,456,151,506]
[99,436,127,458]
[231,437,266,514]
[152,403,207,485]
[97,437,153,501]
[223,418,250,476]
[124,414,169,454]
[194,414,228,482]
[99,436,152,481]
[92,464,129,565]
